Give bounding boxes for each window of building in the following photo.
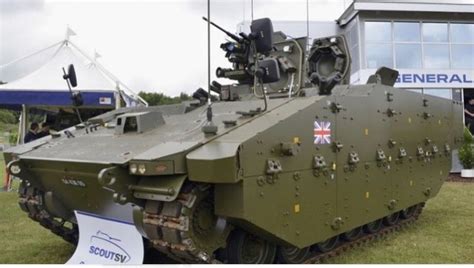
[365,22,391,42]
[349,23,359,46]
[350,47,360,74]
[395,44,422,68]
[365,21,392,69]
[423,23,448,42]
[394,22,420,42]
[365,21,474,70]
[451,23,474,43]
[423,88,453,100]
[346,24,360,74]
[452,44,474,69]
[392,22,422,69]
[422,22,450,69]
[424,44,450,68]
[406,89,422,94]
[405,89,458,100]
[450,23,474,70]
[366,43,393,68]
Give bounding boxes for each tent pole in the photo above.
[115,87,121,109]
[23,105,28,144]
[16,110,22,145]
[18,105,28,144]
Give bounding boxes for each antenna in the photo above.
[306,0,310,47]
[253,55,268,113]
[202,0,218,136]
[251,0,254,21]
[242,0,246,26]
[207,0,211,105]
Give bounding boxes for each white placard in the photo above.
[67,211,144,264]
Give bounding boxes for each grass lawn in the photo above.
[328,181,474,264]
[0,154,75,264]
[0,153,472,263]
[0,154,3,187]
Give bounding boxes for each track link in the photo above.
[141,183,229,264]
[18,180,78,245]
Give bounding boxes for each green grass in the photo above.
[0,154,74,264]
[328,182,474,264]
[0,154,4,186]
[0,155,472,264]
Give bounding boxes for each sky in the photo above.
[0,0,349,96]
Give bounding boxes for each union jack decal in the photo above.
[314,121,331,145]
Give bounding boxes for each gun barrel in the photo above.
[202,17,241,43]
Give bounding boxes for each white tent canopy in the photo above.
[0,37,147,108]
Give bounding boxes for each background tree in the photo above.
[138,91,192,106]
[0,109,19,145]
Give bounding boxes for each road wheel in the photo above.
[341,226,363,241]
[364,219,383,234]
[226,229,277,264]
[400,205,417,219]
[383,211,400,226]
[315,236,339,253]
[277,246,312,263]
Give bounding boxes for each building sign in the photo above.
[352,69,474,88]
[67,211,144,264]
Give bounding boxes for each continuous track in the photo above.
[17,179,425,264]
[141,181,425,264]
[303,203,424,264]
[18,181,78,245]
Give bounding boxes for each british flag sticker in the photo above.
[314,121,331,145]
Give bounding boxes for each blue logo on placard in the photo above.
[88,231,131,263]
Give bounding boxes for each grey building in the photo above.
[339,0,473,104]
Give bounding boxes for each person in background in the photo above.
[464,98,474,134]
[24,122,39,143]
[37,122,51,138]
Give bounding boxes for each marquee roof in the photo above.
[0,38,146,108]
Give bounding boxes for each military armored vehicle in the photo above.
[4,17,463,264]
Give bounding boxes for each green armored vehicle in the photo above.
[4,18,463,264]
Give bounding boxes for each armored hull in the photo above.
[3,17,464,264]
